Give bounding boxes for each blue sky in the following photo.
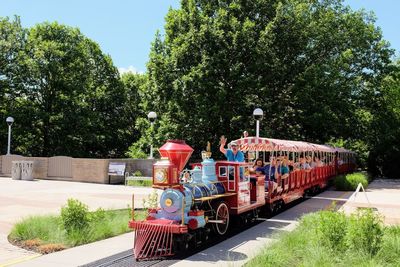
[0,0,399,73]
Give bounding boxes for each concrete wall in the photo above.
[72,158,109,184]
[30,157,49,179]
[0,155,155,184]
[0,155,24,175]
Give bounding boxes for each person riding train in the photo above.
[219,136,245,162]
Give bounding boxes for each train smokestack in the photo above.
[159,140,194,172]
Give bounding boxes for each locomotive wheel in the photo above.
[213,202,230,235]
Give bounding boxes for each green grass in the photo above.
[247,209,400,267]
[126,179,152,187]
[9,209,145,250]
[334,172,369,191]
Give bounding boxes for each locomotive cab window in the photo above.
[228,166,235,180]
[228,166,235,191]
[219,166,227,177]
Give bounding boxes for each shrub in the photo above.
[133,170,143,176]
[60,199,90,234]
[345,208,383,255]
[376,226,400,264]
[316,211,348,251]
[89,207,106,221]
[334,172,368,191]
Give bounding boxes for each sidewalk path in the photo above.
[0,178,157,266]
[341,179,400,225]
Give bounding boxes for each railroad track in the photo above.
[79,249,179,267]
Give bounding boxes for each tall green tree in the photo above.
[367,61,400,178]
[0,16,27,153]
[135,0,392,158]
[4,21,133,157]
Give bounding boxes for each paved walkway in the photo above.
[341,179,400,225]
[0,177,158,266]
[1,178,399,267]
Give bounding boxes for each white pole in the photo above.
[149,122,154,159]
[7,124,11,155]
[256,119,260,159]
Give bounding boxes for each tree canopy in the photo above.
[136,0,393,162]
[1,1,399,178]
[0,18,140,157]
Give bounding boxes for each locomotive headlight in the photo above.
[165,198,173,207]
[155,168,167,183]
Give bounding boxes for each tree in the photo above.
[6,21,130,157]
[0,16,27,153]
[122,72,149,158]
[367,61,400,178]
[134,0,392,158]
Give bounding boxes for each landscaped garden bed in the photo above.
[8,199,145,254]
[247,209,400,266]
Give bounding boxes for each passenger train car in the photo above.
[129,138,355,260]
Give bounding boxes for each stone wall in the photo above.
[72,158,109,184]
[0,155,155,184]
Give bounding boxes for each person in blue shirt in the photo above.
[264,158,277,182]
[219,136,245,162]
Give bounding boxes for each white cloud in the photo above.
[118,66,144,75]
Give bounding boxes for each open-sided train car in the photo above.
[233,136,356,212]
[129,138,355,260]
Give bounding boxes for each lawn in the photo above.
[247,209,400,267]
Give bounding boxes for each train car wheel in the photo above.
[213,202,230,235]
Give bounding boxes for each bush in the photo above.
[345,208,383,255]
[60,199,90,234]
[133,170,143,176]
[315,211,347,250]
[377,226,400,264]
[334,172,369,191]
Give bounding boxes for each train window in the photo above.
[219,166,227,177]
[228,166,235,191]
[228,166,235,181]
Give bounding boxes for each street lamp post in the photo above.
[6,117,14,155]
[253,108,263,159]
[147,111,157,159]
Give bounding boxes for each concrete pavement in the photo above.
[341,178,400,225]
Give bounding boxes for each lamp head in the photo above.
[6,117,14,126]
[253,108,263,120]
[147,111,157,123]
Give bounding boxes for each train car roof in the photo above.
[232,136,354,153]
